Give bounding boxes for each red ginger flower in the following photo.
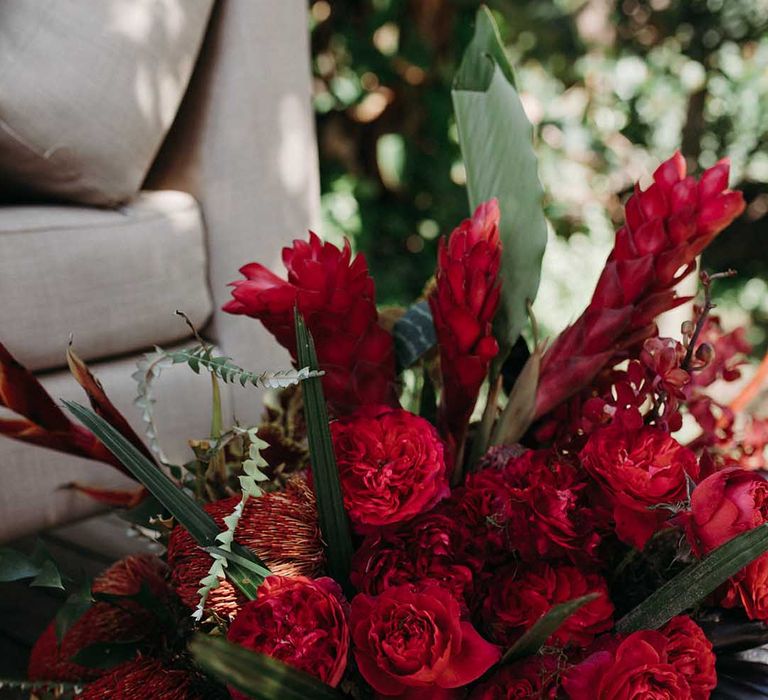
[78,658,205,700]
[331,405,449,532]
[29,555,173,682]
[481,561,614,649]
[536,152,745,419]
[429,199,502,443]
[227,575,349,695]
[224,232,397,414]
[349,582,500,698]
[166,477,323,619]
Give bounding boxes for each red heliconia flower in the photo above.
[28,555,173,683]
[78,658,206,700]
[536,153,745,419]
[224,232,397,415]
[429,199,502,443]
[166,476,324,619]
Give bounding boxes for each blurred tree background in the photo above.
[310,0,768,351]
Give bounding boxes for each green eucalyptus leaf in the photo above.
[56,579,93,644]
[393,300,437,370]
[0,548,40,582]
[294,310,354,595]
[452,6,547,369]
[617,524,768,634]
[190,635,343,700]
[62,401,267,600]
[501,593,599,664]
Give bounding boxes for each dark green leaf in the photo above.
[393,301,437,370]
[190,635,343,700]
[0,548,40,582]
[204,547,273,577]
[452,6,547,368]
[617,524,768,634]
[501,593,599,664]
[70,640,141,669]
[56,579,93,644]
[294,310,354,594]
[63,401,267,600]
[31,560,64,590]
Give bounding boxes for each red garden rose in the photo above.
[78,658,204,700]
[349,582,500,698]
[468,655,559,699]
[684,467,768,555]
[580,424,699,549]
[224,232,397,414]
[481,561,614,648]
[332,406,449,531]
[661,616,717,700]
[720,552,768,622]
[350,510,478,607]
[227,575,349,694]
[563,630,694,699]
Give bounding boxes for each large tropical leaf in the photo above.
[63,401,268,599]
[393,300,437,370]
[294,311,354,594]
[190,635,343,700]
[617,524,768,634]
[452,6,547,369]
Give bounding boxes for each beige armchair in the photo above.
[0,1,319,541]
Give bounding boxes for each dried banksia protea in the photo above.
[28,555,173,682]
[166,476,324,619]
[257,384,309,483]
[535,153,745,419]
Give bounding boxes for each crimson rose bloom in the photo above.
[350,582,500,698]
[350,510,477,607]
[227,575,349,693]
[684,468,768,555]
[720,552,768,622]
[332,406,449,531]
[224,232,397,414]
[580,424,699,549]
[468,655,559,699]
[481,562,614,648]
[563,630,694,699]
[661,616,717,700]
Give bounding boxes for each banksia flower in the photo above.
[429,200,502,443]
[29,555,173,682]
[535,153,745,419]
[166,476,324,619]
[224,233,397,415]
[78,658,207,700]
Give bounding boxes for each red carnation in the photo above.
[224,232,396,414]
[227,575,349,694]
[481,562,614,648]
[429,200,502,447]
[166,477,323,619]
[78,658,204,699]
[350,582,500,698]
[331,406,449,531]
[536,152,745,419]
[468,655,559,699]
[580,424,699,549]
[350,510,478,607]
[683,468,768,555]
[661,616,717,700]
[29,555,173,682]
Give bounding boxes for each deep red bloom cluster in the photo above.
[468,655,560,700]
[224,232,397,414]
[78,658,206,700]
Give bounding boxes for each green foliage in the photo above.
[0,541,63,589]
[393,300,436,370]
[294,311,354,594]
[453,6,547,364]
[617,524,768,634]
[190,635,343,700]
[63,401,269,601]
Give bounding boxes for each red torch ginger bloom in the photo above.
[580,423,699,550]
[227,575,350,695]
[536,152,745,419]
[349,582,500,698]
[224,232,396,414]
[79,658,205,700]
[429,199,502,445]
[481,562,614,649]
[331,406,449,532]
[166,477,323,619]
[683,467,768,555]
[29,555,173,682]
